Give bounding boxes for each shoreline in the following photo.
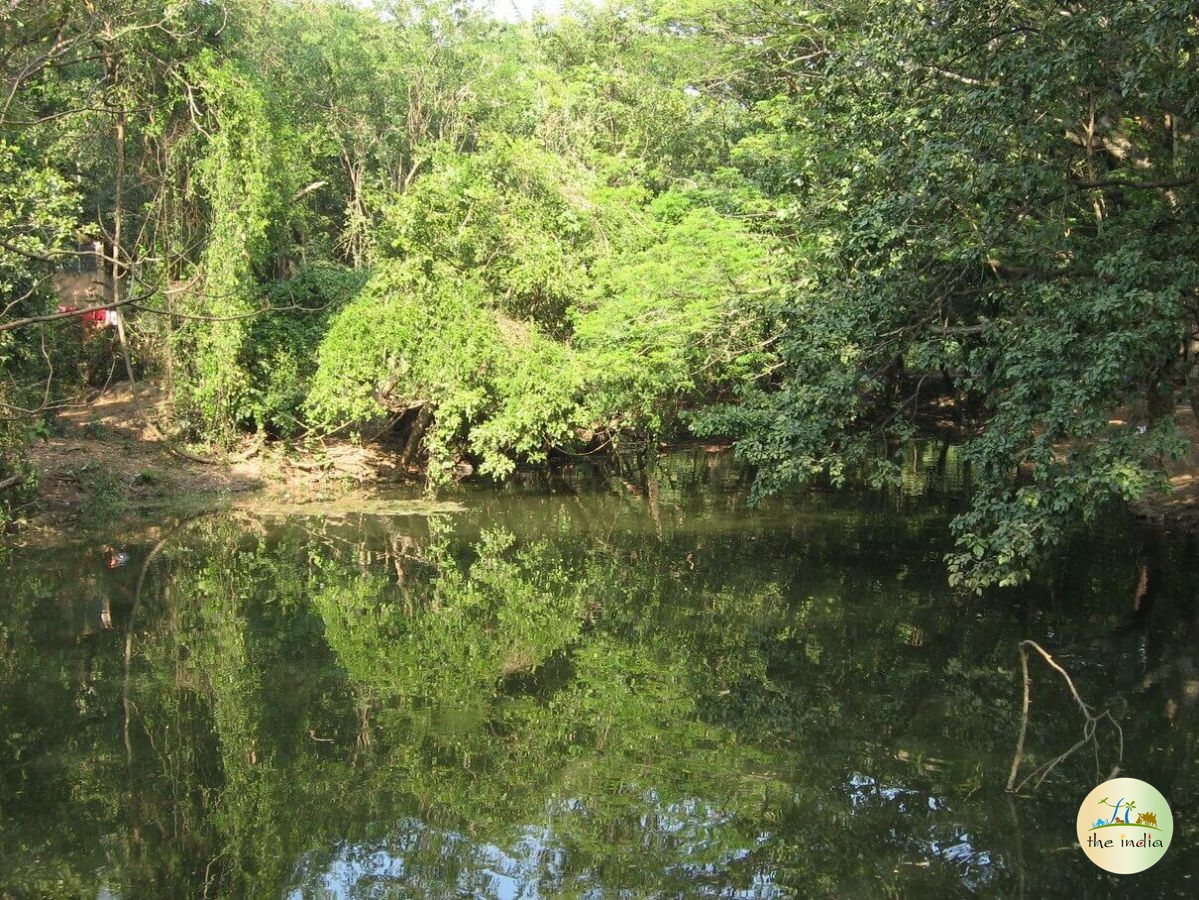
[10,385,1199,536]
[15,385,412,536]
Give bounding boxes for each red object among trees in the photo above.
[57,305,116,328]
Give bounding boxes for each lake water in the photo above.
[1,450,1195,897]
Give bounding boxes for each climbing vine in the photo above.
[173,55,294,444]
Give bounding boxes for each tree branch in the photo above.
[0,290,153,333]
[1074,176,1197,191]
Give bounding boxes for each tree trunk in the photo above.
[1187,332,1199,419]
[400,405,433,469]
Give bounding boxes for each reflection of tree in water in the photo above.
[0,541,141,895]
[0,469,1197,897]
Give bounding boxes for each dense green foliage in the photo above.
[704,0,1199,589]
[245,264,367,436]
[2,0,1197,586]
[306,256,585,480]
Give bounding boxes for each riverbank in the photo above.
[1127,402,1199,527]
[11,385,1199,535]
[17,385,409,534]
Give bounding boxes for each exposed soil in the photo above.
[1127,401,1199,526]
[19,384,413,533]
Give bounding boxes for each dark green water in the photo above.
[1,451,1196,898]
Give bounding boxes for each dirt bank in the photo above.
[1124,402,1199,526]
[17,385,411,533]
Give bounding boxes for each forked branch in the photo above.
[1006,639,1124,793]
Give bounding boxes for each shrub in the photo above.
[305,258,585,482]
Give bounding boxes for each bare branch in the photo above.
[291,181,329,204]
[1073,176,1197,191]
[1007,640,1124,793]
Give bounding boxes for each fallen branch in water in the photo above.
[1006,639,1123,793]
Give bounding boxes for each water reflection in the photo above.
[0,450,1195,897]
[286,799,780,900]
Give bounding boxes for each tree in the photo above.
[713,0,1199,589]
